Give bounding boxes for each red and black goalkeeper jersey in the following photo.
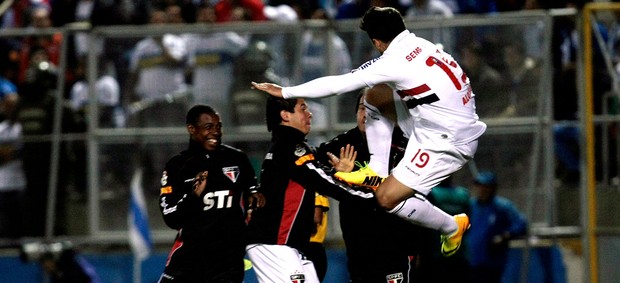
[246,125,372,253]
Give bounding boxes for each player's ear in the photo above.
[280,110,290,123]
[371,39,386,53]
[371,38,381,48]
[187,124,196,134]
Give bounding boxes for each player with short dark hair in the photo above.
[158,104,265,282]
[251,6,486,257]
[245,96,372,283]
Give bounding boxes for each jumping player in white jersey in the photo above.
[251,6,486,256]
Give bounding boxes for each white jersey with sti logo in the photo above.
[282,30,486,145]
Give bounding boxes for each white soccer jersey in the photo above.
[129,35,188,100]
[70,75,120,109]
[283,30,486,145]
[184,32,248,109]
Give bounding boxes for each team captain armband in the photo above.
[295,154,315,165]
[160,186,172,195]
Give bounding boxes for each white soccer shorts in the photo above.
[245,244,320,283]
[391,130,478,195]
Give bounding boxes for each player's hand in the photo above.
[251,82,284,98]
[329,144,357,172]
[192,171,208,197]
[489,233,510,255]
[245,191,266,222]
[247,191,266,209]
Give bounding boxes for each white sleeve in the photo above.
[281,72,368,99]
[162,34,188,62]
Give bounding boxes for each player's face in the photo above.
[287,99,313,135]
[473,183,494,203]
[189,113,222,151]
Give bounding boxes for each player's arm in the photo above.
[251,81,283,97]
[252,72,368,99]
[238,153,265,210]
[288,149,373,201]
[505,202,528,237]
[159,162,204,230]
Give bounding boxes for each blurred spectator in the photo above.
[90,0,152,95]
[263,4,298,21]
[405,0,454,18]
[50,0,78,27]
[49,0,102,88]
[229,40,278,126]
[214,0,267,22]
[125,8,189,126]
[165,3,186,23]
[436,0,458,13]
[261,4,297,81]
[20,241,101,283]
[125,8,189,197]
[7,0,51,28]
[335,0,371,19]
[551,9,578,121]
[335,0,406,19]
[63,0,98,59]
[90,0,151,25]
[456,0,496,14]
[417,176,471,282]
[260,5,330,131]
[41,247,100,283]
[69,56,122,128]
[458,41,503,118]
[499,41,541,117]
[267,0,319,20]
[1,0,18,28]
[496,0,525,12]
[18,6,63,84]
[300,9,351,82]
[0,91,25,239]
[553,124,580,186]
[465,171,527,283]
[0,40,24,238]
[16,50,85,236]
[299,8,351,133]
[66,55,121,203]
[183,4,249,121]
[0,42,20,122]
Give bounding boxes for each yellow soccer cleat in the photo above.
[440,213,471,257]
[334,164,384,191]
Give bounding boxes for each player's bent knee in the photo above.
[375,177,416,211]
[375,187,399,211]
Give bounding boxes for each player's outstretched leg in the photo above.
[440,213,470,256]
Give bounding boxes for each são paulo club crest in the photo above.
[222,166,240,183]
[386,272,403,283]
[160,171,168,186]
[290,273,305,283]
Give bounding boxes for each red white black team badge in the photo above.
[386,272,403,283]
[222,166,240,183]
[294,145,306,156]
[160,171,168,186]
[290,273,305,283]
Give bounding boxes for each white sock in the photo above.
[388,194,457,235]
[364,100,393,177]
